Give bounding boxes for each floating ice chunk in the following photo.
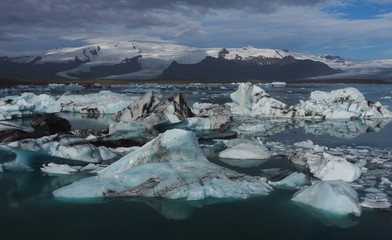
[99,129,207,175]
[0,92,61,118]
[41,163,78,175]
[360,193,391,210]
[58,91,133,114]
[313,153,361,182]
[269,172,307,189]
[380,177,392,188]
[53,129,272,200]
[109,146,140,154]
[289,151,321,167]
[219,142,271,160]
[6,134,105,164]
[229,83,298,118]
[80,163,107,173]
[97,146,117,160]
[112,92,193,126]
[294,140,315,149]
[230,82,263,109]
[297,87,392,119]
[0,111,12,120]
[292,181,362,217]
[271,82,286,87]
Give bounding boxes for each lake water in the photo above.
[1,82,392,240]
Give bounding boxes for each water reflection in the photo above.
[231,118,391,140]
[295,203,360,229]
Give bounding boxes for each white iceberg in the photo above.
[53,129,272,200]
[359,193,391,210]
[292,180,362,217]
[269,172,308,189]
[41,163,79,175]
[289,151,361,182]
[219,142,271,160]
[0,134,114,172]
[297,87,392,119]
[229,83,298,118]
[0,91,134,119]
[313,153,361,182]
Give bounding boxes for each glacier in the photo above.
[53,129,272,200]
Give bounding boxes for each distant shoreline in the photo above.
[0,78,391,88]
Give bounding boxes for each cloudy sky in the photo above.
[1,0,392,60]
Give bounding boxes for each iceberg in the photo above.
[359,193,391,210]
[268,172,308,189]
[0,91,134,119]
[53,129,272,200]
[297,87,392,119]
[41,163,79,175]
[219,142,271,160]
[289,151,361,182]
[112,92,194,126]
[0,133,115,172]
[229,83,298,118]
[313,153,361,182]
[228,83,392,120]
[292,181,362,217]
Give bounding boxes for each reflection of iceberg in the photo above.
[219,158,269,168]
[230,118,391,139]
[295,204,360,229]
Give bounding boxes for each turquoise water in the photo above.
[1,83,392,239]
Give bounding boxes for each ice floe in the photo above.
[0,91,135,118]
[297,87,392,119]
[219,142,271,160]
[41,163,79,175]
[0,133,115,172]
[269,172,308,190]
[229,83,298,118]
[227,83,392,120]
[53,129,272,200]
[292,181,362,217]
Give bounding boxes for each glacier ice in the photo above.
[53,129,272,200]
[297,87,392,119]
[313,153,361,182]
[268,172,308,189]
[228,83,392,119]
[112,92,193,126]
[0,91,134,119]
[229,83,298,118]
[219,142,271,160]
[6,134,107,164]
[41,163,79,175]
[359,193,391,210]
[292,181,362,217]
[289,151,361,182]
[0,133,115,172]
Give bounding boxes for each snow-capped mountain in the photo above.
[1,41,391,80]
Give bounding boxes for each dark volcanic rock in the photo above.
[160,56,341,80]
